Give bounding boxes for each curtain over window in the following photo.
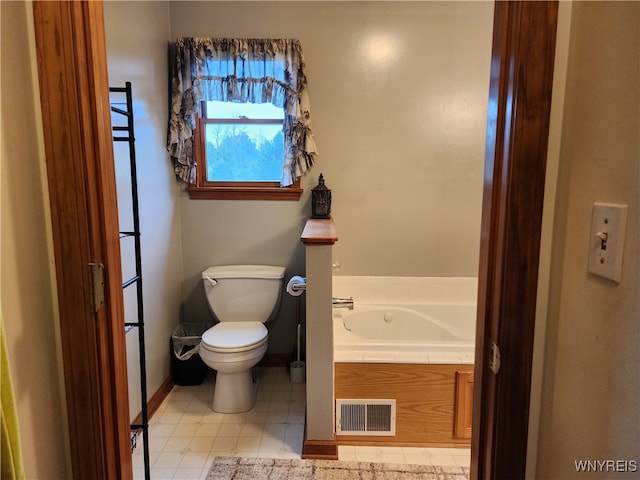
[167,37,318,186]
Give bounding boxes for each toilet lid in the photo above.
[201,322,268,351]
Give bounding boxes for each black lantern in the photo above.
[311,174,331,219]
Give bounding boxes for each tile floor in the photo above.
[132,367,470,479]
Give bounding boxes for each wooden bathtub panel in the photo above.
[335,363,473,447]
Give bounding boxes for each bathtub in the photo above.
[332,276,477,364]
[333,276,476,446]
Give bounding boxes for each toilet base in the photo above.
[212,370,256,413]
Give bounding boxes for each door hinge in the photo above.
[88,263,105,313]
[489,342,501,374]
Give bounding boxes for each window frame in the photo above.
[187,102,303,200]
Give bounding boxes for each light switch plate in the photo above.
[588,203,628,283]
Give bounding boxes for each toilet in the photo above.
[199,264,285,413]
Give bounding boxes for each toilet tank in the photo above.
[202,265,286,323]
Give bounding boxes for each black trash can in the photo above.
[170,322,212,386]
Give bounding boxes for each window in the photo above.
[190,100,301,200]
[202,101,284,182]
[167,38,317,200]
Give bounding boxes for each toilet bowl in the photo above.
[199,265,285,413]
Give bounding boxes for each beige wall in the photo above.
[536,2,639,478]
[0,1,71,478]
[103,1,183,420]
[169,1,494,353]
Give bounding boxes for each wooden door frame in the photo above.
[32,1,558,479]
[471,2,558,479]
[32,2,132,479]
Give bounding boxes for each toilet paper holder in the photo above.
[286,276,306,296]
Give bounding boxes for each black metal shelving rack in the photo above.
[109,82,150,480]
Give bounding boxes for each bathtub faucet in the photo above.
[332,297,354,310]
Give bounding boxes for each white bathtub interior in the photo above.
[332,276,477,364]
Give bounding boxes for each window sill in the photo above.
[187,184,303,201]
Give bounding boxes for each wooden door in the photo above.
[471,2,558,479]
[32,2,132,479]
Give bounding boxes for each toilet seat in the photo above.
[201,322,268,353]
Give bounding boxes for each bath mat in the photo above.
[206,456,470,480]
